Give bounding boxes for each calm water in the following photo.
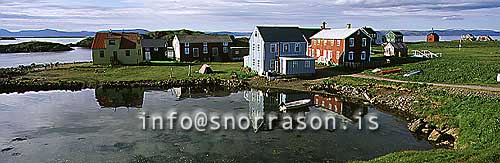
[0,47,91,68]
[0,38,91,68]
[0,38,85,45]
[0,88,431,162]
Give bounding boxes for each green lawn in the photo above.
[366,41,500,86]
[20,62,249,83]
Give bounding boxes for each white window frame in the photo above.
[203,47,208,54]
[185,42,190,47]
[348,51,354,61]
[295,43,300,52]
[270,59,275,70]
[349,38,355,47]
[336,51,340,59]
[361,51,366,61]
[270,43,277,53]
[293,61,298,68]
[316,49,320,57]
[203,42,207,47]
[223,42,229,46]
[337,40,341,46]
[305,60,311,68]
[184,48,190,55]
[223,47,229,53]
[154,47,159,52]
[284,44,289,52]
[327,50,333,59]
[362,38,367,47]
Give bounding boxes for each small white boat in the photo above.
[279,99,311,112]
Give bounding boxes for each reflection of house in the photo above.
[172,34,233,62]
[244,26,317,76]
[461,34,476,41]
[95,87,145,108]
[172,87,232,99]
[91,32,143,65]
[477,36,494,42]
[309,25,372,65]
[141,39,168,61]
[313,94,368,121]
[384,42,408,57]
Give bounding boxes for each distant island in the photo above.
[68,37,94,48]
[0,41,73,53]
[0,37,16,40]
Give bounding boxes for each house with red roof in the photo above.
[91,32,143,65]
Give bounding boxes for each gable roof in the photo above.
[256,26,307,42]
[91,32,140,49]
[361,27,377,35]
[299,28,322,40]
[175,34,233,43]
[141,39,167,47]
[310,28,368,40]
[386,42,407,49]
[427,32,439,37]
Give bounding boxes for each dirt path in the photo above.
[346,74,500,92]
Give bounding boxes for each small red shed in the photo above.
[427,31,440,42]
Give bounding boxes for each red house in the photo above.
[308,27,371,65]
[427,32,440,42]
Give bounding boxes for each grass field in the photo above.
[366,41,500,86]
[19,62,249,83]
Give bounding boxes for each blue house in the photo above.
[244,26,319,76]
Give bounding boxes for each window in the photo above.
[235,51,240,55]
[223,42,229,46]
[203,47,208,54]
[284,44,289,52]
[348,51,354,61]
[184,48,190,55]
[125,50,130,56]
[223,47,229,53]
[327,50,333,59]
[349,38,355,47]
[193,48,199,57]
[295,43,300,52]
[203,42,208,47]
[336,51,340,59]
[185,42,190,47]
[305,60,311,68]
[154,47,159,52]
[99,51,104,58]
[145,48,150,52]
[337,40,341,46]
[109,40,116,45]
[212,47,219,56]
[316,49,320,57]
[293,61,298,68]
[323,40,327,46]
[323,50,327,57]
[330,40,335,45]
[270,44,277,53]
[311,49,315,56]
[313,40,317,45]
[362,38,367,47]
[361,51,366,60]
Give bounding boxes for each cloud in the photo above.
[442,15,465,20]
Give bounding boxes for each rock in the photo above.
[437,140,451,146]
[1,146,14,152]
[11,137,27,142]
[408,119,425,133]
[445,128,459,138]
[422,128,431,134]
[11,152,21,156]
[428,129,442,142]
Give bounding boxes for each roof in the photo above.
[141,39,166,47]
[91,32,140,49]
[386,42,407,49]
[310,28,367,39]
[361,27,377,35]
[299,28,322,40]
[427,32,439,36]
[256,26,307,42]
[175,34,233,43]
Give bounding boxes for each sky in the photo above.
[1,0,500,32]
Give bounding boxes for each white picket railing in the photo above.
[411,50,442,58]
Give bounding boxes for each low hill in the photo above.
[0,41,73,53]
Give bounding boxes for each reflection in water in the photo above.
[95,87,145,108]
[172,87,232,99]
[313,94,368,122]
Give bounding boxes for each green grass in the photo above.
[20,62,249,83]
[365,41,500,86]
[334,76,500,162]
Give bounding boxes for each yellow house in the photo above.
[91,32,143,65]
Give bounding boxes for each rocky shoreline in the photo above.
[309,82,459,148]
[0,78,248,94]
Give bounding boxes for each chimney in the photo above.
[347,24,352,29]
[321,21,328,29]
